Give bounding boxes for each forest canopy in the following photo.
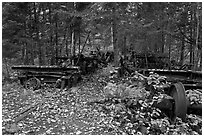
[2,2,202,70]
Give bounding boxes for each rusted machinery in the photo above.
[110,65,202,122]
[140,69,202,89]
[12,53,103,90]
[12,65,81,90]
[114,64,202,121]
[140,69,202,122]
[127,52,169,69]
[151,82,201,123]
[56,54,99,74]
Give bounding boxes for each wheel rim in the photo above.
[61,80,66,89]
[25,77,40,90]
[55,79,62,88]
[169,82,187,122]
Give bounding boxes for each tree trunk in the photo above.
[61,25,68,57]
[194,4,200,70]
[62,31,66,56]
[189,10,194,70]
[23,44,28,65]
[71,29,76,58]
[65,32,69,57]
[180,27,185,65]
[34,2,42,65]
[49,3,55,65]
[41,4,46,64]
[55,13,58,61]
[73,29,77,57]
[21,43,25,63]
[161,29,165,53]
[34,3,42,65]
[123,35,126,56]
[78,31,81,54]
[28,5,34,65]
[166,20,172,69]
[112,3,119,67]
[69,27,72,57]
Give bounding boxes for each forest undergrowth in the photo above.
[2,65,202,135]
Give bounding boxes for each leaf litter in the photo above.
[2,66,202,135]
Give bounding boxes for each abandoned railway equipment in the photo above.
[127,52,169,69]
[139,69,202,86]
[143,69,202,120]
[110,68,202,122]
[139,69,202,122]
[12,52,105,90]
[56,54,101,74]
[11,56,202,124]
[11,65,81,90]
[153,82,202,123]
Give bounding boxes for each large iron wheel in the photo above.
[169,82,187,122]
[25,77,41,90]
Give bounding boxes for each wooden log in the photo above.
[14,105,38,123]
[4,102,42,134]
[13,101,43,123]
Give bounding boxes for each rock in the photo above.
[5,123,19,134]
[76,130,82,135]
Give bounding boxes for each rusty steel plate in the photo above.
[169,82,187,122]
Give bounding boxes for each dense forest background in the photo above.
[2,2,202,70]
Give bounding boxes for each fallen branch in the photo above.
[76,32,91,65]
[134,71,148,79]
[15,104,38,123]
[86,98,111,105]
[13,101,44,123]
[4,102,41,134]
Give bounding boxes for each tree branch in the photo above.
[177,25,195,44]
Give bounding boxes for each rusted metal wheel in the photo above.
[169,82,187,122]
[55,79,62,88]
[60,79,66,90]
[25,77,41,90]
[55,78,67,89]
[72,74,78,86]
[60,76,67,90]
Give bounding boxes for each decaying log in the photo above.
[4,101,44,134]
[14,104,38,123]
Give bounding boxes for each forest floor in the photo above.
[2,66,121,135]
[2,65,202,135]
